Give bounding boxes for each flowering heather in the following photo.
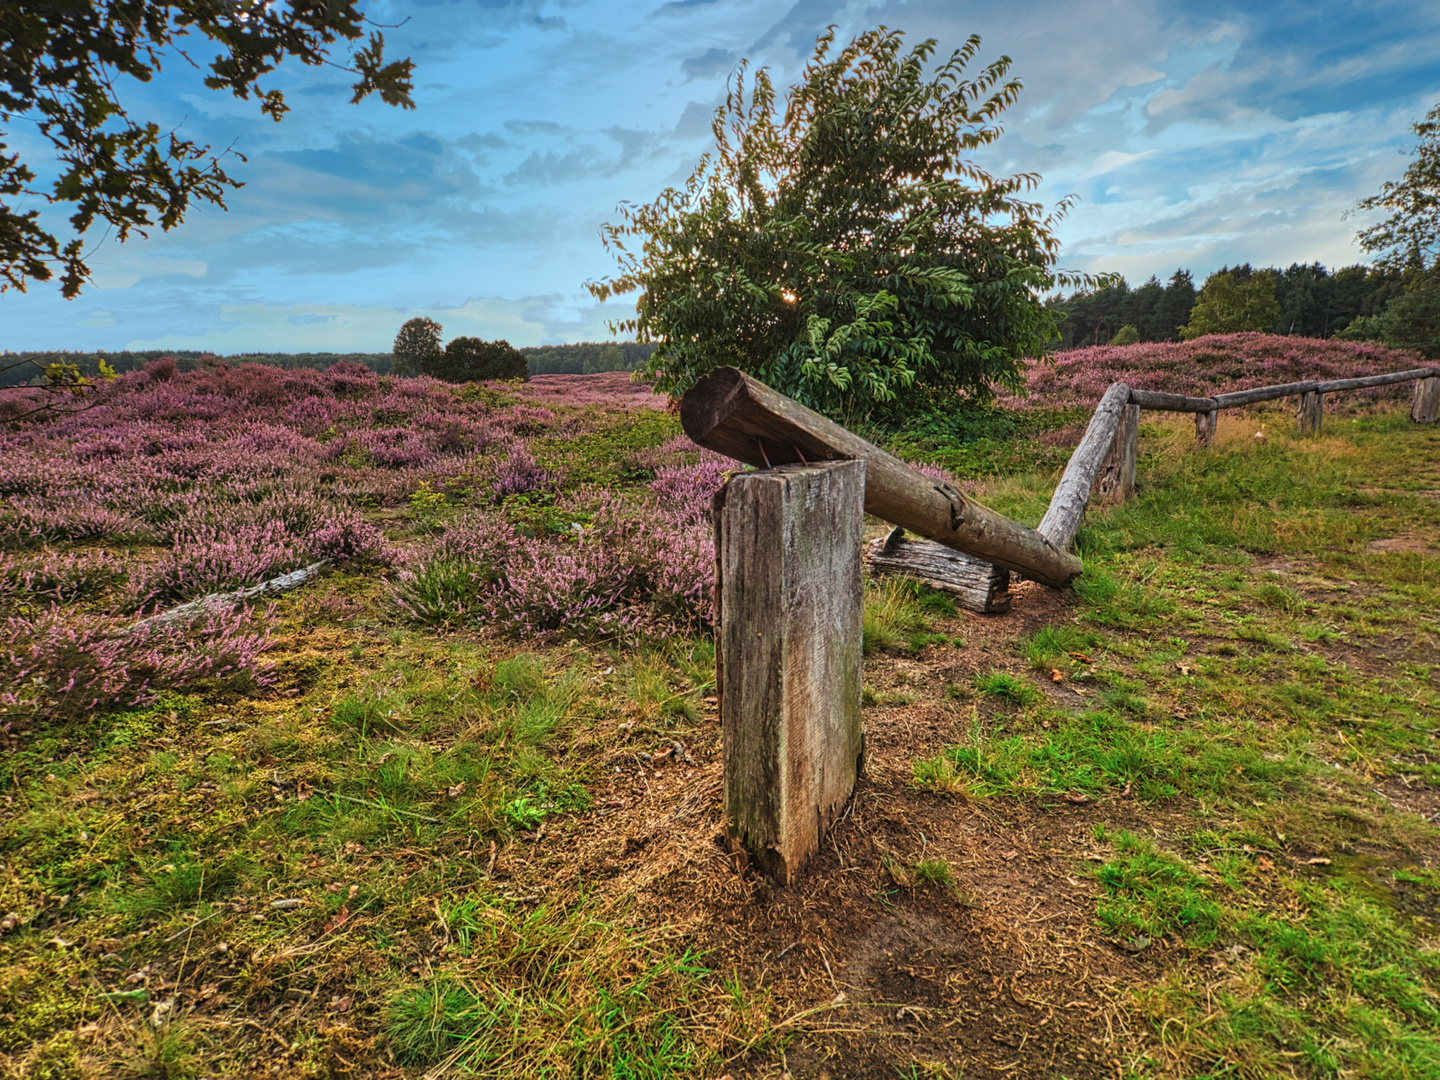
[1,605,273,722]
[511,371,666,411]
[1011,333,1427,410]
[493,442,550,498]
[650,457,733,521]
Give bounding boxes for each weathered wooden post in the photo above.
[714,460,865,883]
[1297,389,1324,436]
[1413,377,1440,423]
[1097,402,1139,501]
[1196,409,1218,446]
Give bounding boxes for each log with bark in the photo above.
[1036,382,1132,552]
[679,367,1081,587]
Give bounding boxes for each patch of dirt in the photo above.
[506,588,1189,1079]
[1366,534,1437,554]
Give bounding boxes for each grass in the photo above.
[4,399,1439,1079]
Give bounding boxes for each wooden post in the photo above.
[714,460,865,884]
[1196,409,1218,446]
[1097,403,1139,502]
[865,527,1010,613]
[1297,390,1323,436]
[1413,377,1440,423]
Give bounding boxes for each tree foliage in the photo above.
[587,27,1086,419]
[1,0,414,297]
[1357,102,1440,272]
[1180,269,1281,339]
[434,337,528,383]
[392,317,444,376]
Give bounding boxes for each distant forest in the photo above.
[1050,262,1404,348]
[0,341,657,388]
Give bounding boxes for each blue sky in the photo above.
[4,0,1439,353]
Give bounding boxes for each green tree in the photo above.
[392,317,443,377]
[2,1,414,297]
[1180,269,1281,339]
[1109,324,1140,346]
[433,337,527,383]
[587,27,1087,419]
[1357,103,1440,272]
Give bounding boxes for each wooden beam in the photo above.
[1128,389,1218,413]
[680,367,1082,587]
[1317,367,1439,393]
[1037,382,1131,551]
[1212,381,1318,409]
[1413,376,1440,423]
[864,527,1010,613]
[715,461,865,884]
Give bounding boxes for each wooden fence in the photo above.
[683,364,1440,880]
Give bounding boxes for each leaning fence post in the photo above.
[1297,389,1324,436]
[1413,377,1440,423]
[1097,403,1139,501]
[713,459,865,884]
[1196,409,1218,446]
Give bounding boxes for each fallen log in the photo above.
[1036,382,1131,551]
[864,527,1010,613]
[679,368,1081,587]
[126,560,329,634]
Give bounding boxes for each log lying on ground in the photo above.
[680,367,1082,587]
[126,560,329,634]
[864,527,1010,613]
[1036,382,1131,552]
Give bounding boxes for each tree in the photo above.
[2,1,414,297]
[1155,270,1196,340]
[392,317,443,376]
[432,337,527,383]
[1109,324,1140,346]
[1180,269,1280,339]
[1357,103,1440,272]
[587,27,1088,419]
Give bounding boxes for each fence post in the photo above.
[1196,409,1218,446]
[713,459,865,884]
[1413,377,1440,423]
[1297,390,1324,436]
[1097,403,1139,501]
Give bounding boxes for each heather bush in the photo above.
[0,549,127,615]
[494,442,549,498]
[1015,332,1426,410]
[1,605,274,722]
[650,457,733,521]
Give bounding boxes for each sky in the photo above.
[3,0,1439,354]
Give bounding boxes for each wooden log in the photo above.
[1212,381,1317,409]
[1412,376,1440,423]
[715,460,865,884]
[124,560,329,634]
[1128,389,1219,413]
[1196,409,1218,446]
[1097,402,1139,502]
[864,527,1010,614]
[680,367,1081,587]
[1036,382,1131,551]
[1317,367,1439,393]
[1297,389,1323,435]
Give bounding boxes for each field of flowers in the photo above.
[1014,331,1426,410]
[0,360,725,735]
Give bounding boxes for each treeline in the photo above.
[521,342,655,375]
[0,342,657,387]
[1050,263,1405,348]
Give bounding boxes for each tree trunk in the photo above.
[680,367,1081,586]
